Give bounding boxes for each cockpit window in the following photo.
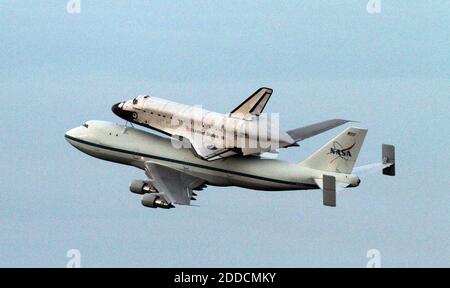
[132,98,138,104]
[82,123,89,128]
[144,95,150,98]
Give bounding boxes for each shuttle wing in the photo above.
[144,161,205,205]
[190,145,237,161]
[175,135,238,161]
[230,87,273,120]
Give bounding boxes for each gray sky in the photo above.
[0,1,449,267]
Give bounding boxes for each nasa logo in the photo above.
[328,141,356,163]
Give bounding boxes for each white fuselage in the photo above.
[65,121,323,191]
[112,96,295,155]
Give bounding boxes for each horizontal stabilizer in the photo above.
[353,144,396,177]
[352,162,392,177]
[287,119,352,143]
[382,144,395,176]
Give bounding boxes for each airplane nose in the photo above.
[112,102,135,121]
[65,127,77,138]
[65,126,84,145]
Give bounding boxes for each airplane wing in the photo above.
[230,87,273,120]
[144,161,205,205]
[286,119,352,143]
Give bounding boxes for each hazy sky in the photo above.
[0,1,449,267]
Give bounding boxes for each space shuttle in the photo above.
[112,87,350,161]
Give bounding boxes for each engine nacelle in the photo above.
[129,180,157,195]
[141,193,174,209]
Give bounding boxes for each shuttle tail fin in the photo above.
[230,87,272,120]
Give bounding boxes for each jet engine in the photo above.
[129,180,157,195]
[141,193,173,209]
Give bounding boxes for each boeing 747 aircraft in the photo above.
[112,88,351,161]
[65,120,395,209]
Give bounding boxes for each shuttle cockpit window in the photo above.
[82,123,89,128]
[132,98,138,104]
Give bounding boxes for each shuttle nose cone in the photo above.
[112,102,122,116]
[111,102,136,122]
[112,102,135,121]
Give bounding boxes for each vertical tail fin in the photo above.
[230,87,273,120]
[301,127,367,174]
